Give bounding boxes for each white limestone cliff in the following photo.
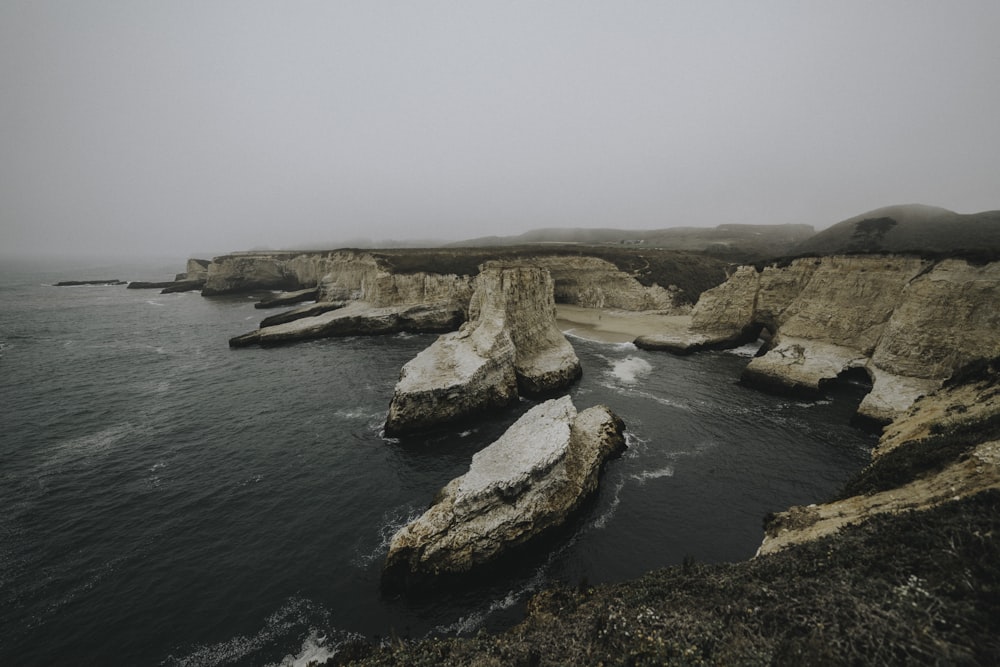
[383,396,626,581]
[639,255,1000,422]
[384,265,582,435]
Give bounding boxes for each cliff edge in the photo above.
[638,255,1000,423]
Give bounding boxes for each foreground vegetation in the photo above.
[328,359,1000,666]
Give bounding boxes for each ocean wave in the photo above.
[588,477,625,530]
[606,356,653,385]
[43,422,141,469]
[164,596,336,667]
[432,558,551,637]
[352,504,423,568]
[630,466,675,483]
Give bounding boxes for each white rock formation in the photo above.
[639,255,1000,422]
[383,396,626,581]
[384,265,582,435]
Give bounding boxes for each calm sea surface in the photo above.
[0,257,876,666]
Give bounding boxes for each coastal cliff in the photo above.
[384,265,581,435]
[383,397,625,584]
[331,357,1000,667]
[199,248,716,313]
[638,255,1000,423]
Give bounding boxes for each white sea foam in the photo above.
[44,423,138,469]
[725,340,765,357]
[433,564,550,636]
[607,356,653,385]
[273,629,352,667]
[146,300,164,307]
[631,466,675,483]
[166,597,327,667]
[334,407,382,421]
[352,505,423,568]
[589,477,625,530]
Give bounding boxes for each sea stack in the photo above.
[383,396,626,585]
[384,264,582,435]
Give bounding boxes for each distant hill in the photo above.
[791,204,1000,257]
[450,224,815,262]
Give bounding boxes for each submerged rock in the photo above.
[383,397,626,583]
[384,264,581,435]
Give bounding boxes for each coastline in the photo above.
[555,304,690,344]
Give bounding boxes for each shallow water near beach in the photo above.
[0,258,876,666]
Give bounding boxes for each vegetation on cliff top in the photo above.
[371,246,731,304]
[331,491,1000,666]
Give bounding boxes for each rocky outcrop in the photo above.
[224,251,474,346]
[257,301,347,328]
[639,255,1000,422]
[175,258,211,282]
[511,256,688,312]
[384,265,581,435]
[383,397,626,583]
[228,302,462,347]
[55,279,125,286]
[758,357,1000,556]
[253,287,318,309]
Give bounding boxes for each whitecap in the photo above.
[606,356,652,385]
[630,466,675,483]
[146,300,164,307]
[272,629,360,667]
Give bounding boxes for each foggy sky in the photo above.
[2,1,998,259]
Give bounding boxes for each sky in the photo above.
[1,1,998,259]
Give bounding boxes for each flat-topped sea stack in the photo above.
[383,396,626,585]
[384,264,582,435]
[637,255,1000,423]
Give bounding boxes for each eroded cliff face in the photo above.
[200,250,689,312]
[384,265,582,435]
[758,358,1000,556]
[511,256,688,312]
[383,397,626,582]
[650,255,1000,422]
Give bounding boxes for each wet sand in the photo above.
[556,304,692,344]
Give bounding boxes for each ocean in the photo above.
[0,257,876,666]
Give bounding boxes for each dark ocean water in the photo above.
[0,258,876,666]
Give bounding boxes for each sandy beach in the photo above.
[555,304,692,344]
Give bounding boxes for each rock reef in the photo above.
[383,397,626,583]
[227,253,473,347]
[384,264,581,435]
[638,255,1000,422]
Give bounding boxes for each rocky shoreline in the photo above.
[153,245,999,664]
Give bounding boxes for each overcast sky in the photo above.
[1,1,997,258]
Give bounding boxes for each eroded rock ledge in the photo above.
[637,255,1000,423]
[383,397,625,585]
[384,264,581,435]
